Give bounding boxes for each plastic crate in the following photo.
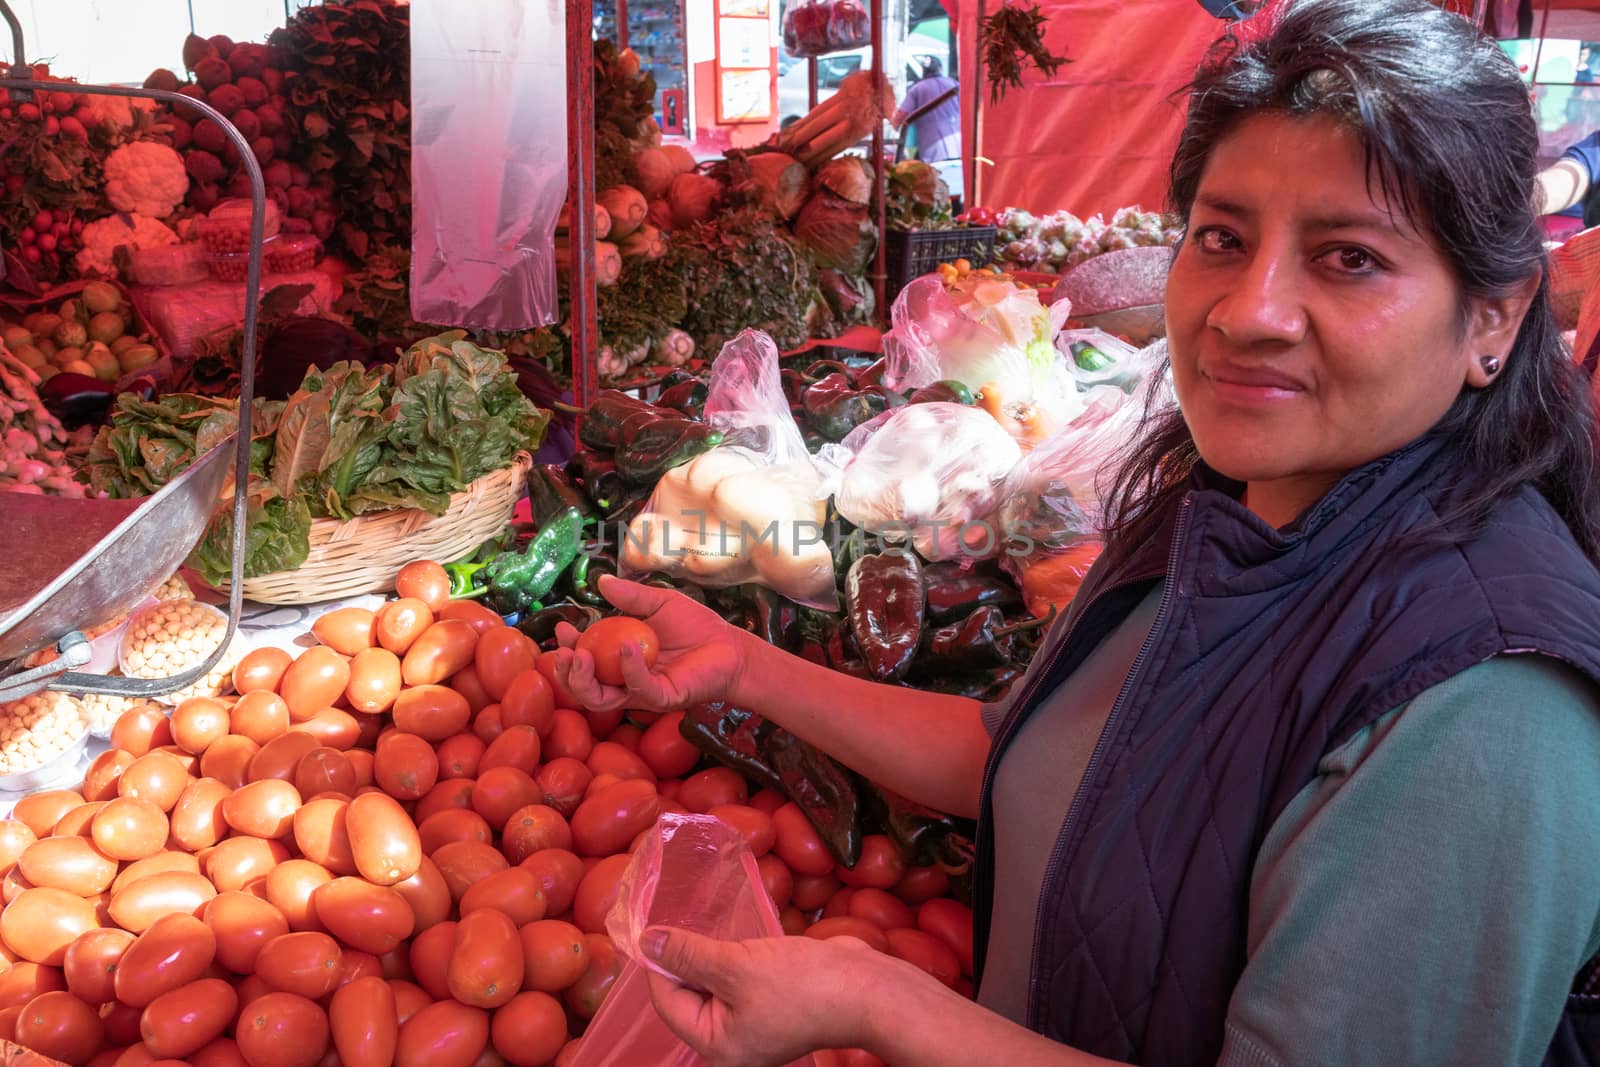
[885,225,998,305]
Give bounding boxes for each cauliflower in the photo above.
[79,94,153,130]
[103,142,189,218]
[75,214,178,277]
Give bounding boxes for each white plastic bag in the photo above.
[1057,327,1165,394]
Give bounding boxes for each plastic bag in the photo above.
[881,274,1082,449]
[782,0,872,58]
[620,331,839,609]
[1057,327,1164,395]
[571,813,820,1067]
[409,0,566,330]
[829,402,1023,562]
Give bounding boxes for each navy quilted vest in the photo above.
[972,435,1600,1066]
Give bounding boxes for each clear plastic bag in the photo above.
[829,402,1024,562]
[620,331,839,609]
[1057,327,1164,394]
[782,0,872,58]
[571,813,821,1067]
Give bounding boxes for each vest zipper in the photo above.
[1024,493,1193,1031]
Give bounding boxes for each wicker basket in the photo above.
[232,452,533,605]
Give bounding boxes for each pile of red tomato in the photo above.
[0,560,977,1067]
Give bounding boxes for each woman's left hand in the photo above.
[642,926,886,1067]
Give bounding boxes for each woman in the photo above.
[554,1,1600,1063]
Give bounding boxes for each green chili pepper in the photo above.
[1070,340,1114,372]
[578,391,659,451]
[445,559,492,599]
[614,418,725,484]
[922,561,1024,623]
[681,702,863,866]
[803,373,890,442]
[845,552,925,682]
[908,379,976,406]
[483,506,585,616]
[564,545,617,608]
[526,464,593,531]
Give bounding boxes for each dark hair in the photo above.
[1102,0,1600,563]
[922,56,943,78]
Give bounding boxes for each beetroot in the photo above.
[230,108,261,142]
[311,211,336,241]
[192,118,227,154]
[235,76,268,108]
[207,34,235,59]
[261,68,284,95]
[268,187,291,216]
[225,171,253,199]
[271,130,292,156]
[208,83,245,117]
[185,150,226,184]
[287,186,315,217]
[177,84,207,104]
[289,164,311,189]
[168,116,193,149]
[144,68,181,92]
[228,44,267,80]
[190,182,221,213]
[194,56,231,91]
[58,117,87,144]
[263,159,293,190]
[254,104,284,135]
[182,34,215,72]
[251,136,276,165]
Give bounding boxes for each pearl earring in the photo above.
[1480,355,1501,377]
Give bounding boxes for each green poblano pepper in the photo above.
[484,506,585,615]
[802,373,890,442]
[614,418,725,484]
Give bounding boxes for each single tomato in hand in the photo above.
[574,618,658,688]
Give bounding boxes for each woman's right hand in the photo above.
[552,575,752,713]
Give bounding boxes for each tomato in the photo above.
[823,886,856,920]
[540,710,592,767]
[292,748,356,799]
[290,797,356,876]
[62,928,133,1005]
[390,856,452,934]
[189,1037,251,1067]
[333,948,384,989]
[169,699,230,757]
[848,887,914,931]
[287,708,362,750]
[204,837,292,895]
[0,961,63,1010]
[431,841,509,903]
[114,914,215,1008]
[678,767,747,814]
[636,712,697,778]
[247,733,319,784]
[12,792,82,839]
[15,988,102,1064]
[534,759,591,818]
[479,725,540,776]
[562,934,620,1020]
[892,865,950,905]
[88,797,167,863]
[446,907,521,1009]
[50,802,106,839]
[344,749,375,790]
[414,778,476,825]
[392,685,471,742]
[772,803,836,878]
[528,652,577,714]
[311,607,377,657]
[417,809,492,855]
[884,927,960,988]
[18,836,117,895]
[221,779,301,840]
[472,705,505,744]
[230,692,291,747]
[584,742,654,784]
[916,898,974,977]
[569,779,660,858]
[0,823,35,875]
[498,672,555,737]
[444,667,491,716]
[375,599,433,656]
[234,991,329,1067]
[110,852,198,896]
[473,628,538,702]
[756,853,793,909]
[435,734,486,781]
[517,850,584,917]
[570,854,630,936]
[254,931,343,1000]
[575,618,658,688]
[262,860,333,933]
[234,647,293,696]
[345,648,402,715]
[199,736,260,791]
[346,793,422,887]
[437,600,502,635]
[139,977,236,1058]
[748,788,786,815]
[517,920,586,994]
[279,647,352,723]
[110,708,173,758]
[1,865,35,905]
[329,975,396,1067]
[371,732,439,802]
[583,706,626,739]
[401,621,479,688]
[99,1001,143,1049]
[459,868,546,927]
[706,805,775,858]
[605,723,643,753]
[202,893,288,975]
[490,989,566,1067]
[395,998,489,1067]
[792,873,841,912]
[804,916,888,953]
[837,835,905,890]
[312,878,414,956]
[82,750,136,803]
[109,869,216,933]
[116,752,189,814]
[2,888,98,964]
[406,920,456,1001]
[500,805,572,865]
[468,767,540,831]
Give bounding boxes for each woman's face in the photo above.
[1164,114,1520,523]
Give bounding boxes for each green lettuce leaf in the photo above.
[188,491,313,586]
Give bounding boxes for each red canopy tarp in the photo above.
[954,0,1223,217]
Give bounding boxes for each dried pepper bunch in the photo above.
[980,1,1071,104]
